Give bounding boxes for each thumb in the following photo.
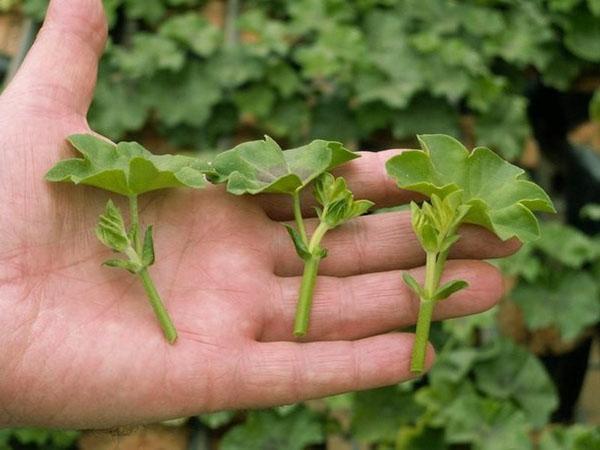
[3,0,107,117]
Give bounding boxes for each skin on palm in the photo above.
[0,0,519,429]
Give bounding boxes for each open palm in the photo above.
[0,0,517,429]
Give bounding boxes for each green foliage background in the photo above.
[17,0,600,158]
[1,0,599,449]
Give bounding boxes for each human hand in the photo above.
[0,0,518,429]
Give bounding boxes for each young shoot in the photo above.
[209,136,373,336]
[45,134,207,343]
[386,134,555,373]
[289,173,373,336]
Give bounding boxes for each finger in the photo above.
[270,210,520,277]
[229,333,434,409]
[262,260,502,342]
[2,0,108,117]
[255,150,419,220]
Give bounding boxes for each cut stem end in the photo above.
[139,268,178,344]
[293,255,321,337]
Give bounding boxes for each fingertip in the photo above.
[503,237,522,255]
[4,0,108,117]
[44,0,108,53]
[455,225,522,259]
[354,332,435,387]
[431,260,504,319]
[472,260,505,311]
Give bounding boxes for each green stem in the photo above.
[433,250,449,287]
[411,251,440,373]
[129,195,142,254]
[139,268,178,344]
[129,195,177,344]
[292,191,308,245]
[294,222,329,336]
[308,222,329,252]
[294,255,321,336]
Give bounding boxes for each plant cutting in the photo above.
[209,136,373,336]
[45,134,207,343]
[386,134,555,373]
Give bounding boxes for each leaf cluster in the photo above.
[196,329,564,450]
[539,424,600,450]
[217,407,325,450]
[208,134,370,337]
[209,136,371,261]
[313,173,373,229]
[339,328,560,450]
[499,221,600,341]
[0,428,78,450]
[387,134,555,242]
[96,200,155,274]
[22,0,600,158]
[409,192,469,254]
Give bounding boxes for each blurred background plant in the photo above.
[0,0,599,449]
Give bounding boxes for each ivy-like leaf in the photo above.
[219,407,324,450]
[564,12,600,62]
[351,386,424,443]
[432,279,469,301]
[539,425,600,450]
[45,134,207,196]
[159,12,221,57]
[210,136,359,195]
[416,380,533,450]
[511,271,600,341]
[473,338,558,428]
[534,222,600,269]
[386,134,555,242]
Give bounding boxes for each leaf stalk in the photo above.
[129,195,142,253]
[292,190,308,245]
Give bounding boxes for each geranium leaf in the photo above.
[473,338,558,428]
[511,271,600,342]
[534,222,600,268]
[385,134,554,242]
[210,136,359,195]
[220,407,324,450]
[45,134,207,196]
